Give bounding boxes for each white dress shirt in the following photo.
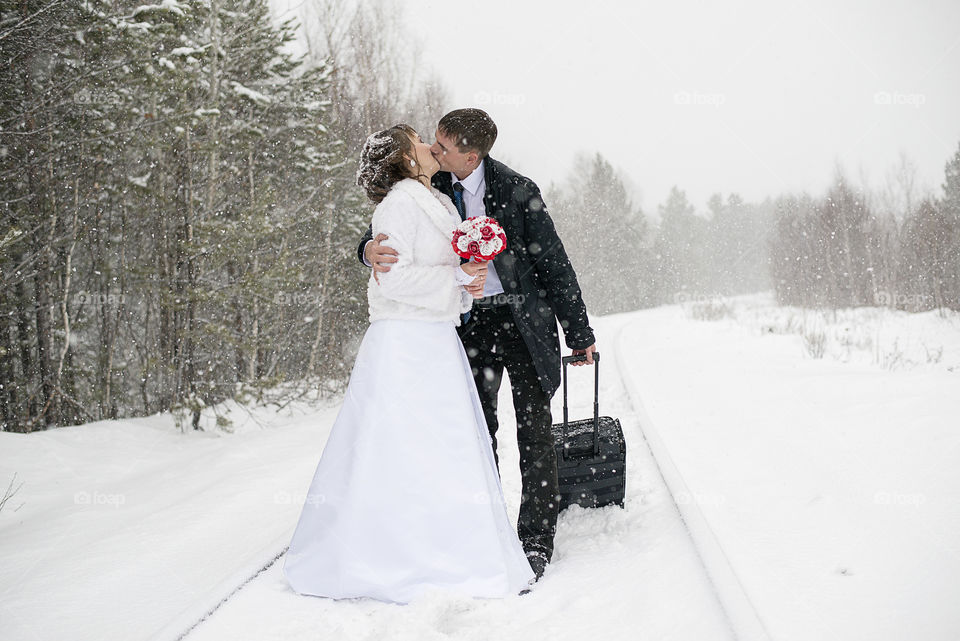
[451,160,505,297]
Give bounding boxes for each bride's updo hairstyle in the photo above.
[356,124,419,204]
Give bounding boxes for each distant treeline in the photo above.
[548,154,771,315]
[547,145,960,317]
[770,153,960,311]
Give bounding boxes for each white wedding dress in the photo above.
[282,317,535,603]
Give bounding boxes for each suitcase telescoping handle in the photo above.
[561,351,601,457]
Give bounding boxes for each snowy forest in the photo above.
[2,0,959,433]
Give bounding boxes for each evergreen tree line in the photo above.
[548,153,772,315]
[548,144,959,317]
[770,146,960,311]
[0,0,443,432]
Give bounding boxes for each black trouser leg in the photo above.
[459,305,559,560]
[502,331,558,559]
[462,327,505,470]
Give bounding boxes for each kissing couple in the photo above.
[283,108,597,603]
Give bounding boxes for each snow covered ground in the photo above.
[620,294,960,641]
[0,396,344,641]
[2,296,957,641]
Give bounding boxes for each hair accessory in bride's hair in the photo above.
[356,124,418,204]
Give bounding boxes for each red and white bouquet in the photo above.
[452,217,507,261]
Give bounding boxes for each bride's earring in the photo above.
[410,159,417,167]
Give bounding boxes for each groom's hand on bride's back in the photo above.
[365,233,399,284]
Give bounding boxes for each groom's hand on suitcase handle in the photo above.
[561,350,601,457]
[568,343,597,366]
[365,233,399,284]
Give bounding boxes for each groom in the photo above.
[357,108,596,580]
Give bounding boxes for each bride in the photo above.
[282,124,535,603]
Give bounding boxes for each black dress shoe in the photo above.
[525,550,549,581]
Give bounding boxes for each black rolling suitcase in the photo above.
[551,352,626,511]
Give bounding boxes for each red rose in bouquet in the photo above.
[452,217,507,262]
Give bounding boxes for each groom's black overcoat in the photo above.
[357,156,595,397]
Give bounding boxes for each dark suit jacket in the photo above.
[357,156,595,396]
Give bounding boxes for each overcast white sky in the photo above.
[402,0,960,214]
[279,0,960,213]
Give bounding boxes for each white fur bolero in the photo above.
[367,178,473,325]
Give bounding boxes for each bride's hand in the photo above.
[460,260,487,278]
[460,260,487,294]
[464,282,485,298]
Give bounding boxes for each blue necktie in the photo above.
[453,182,471,325]
[452,182,466,221]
